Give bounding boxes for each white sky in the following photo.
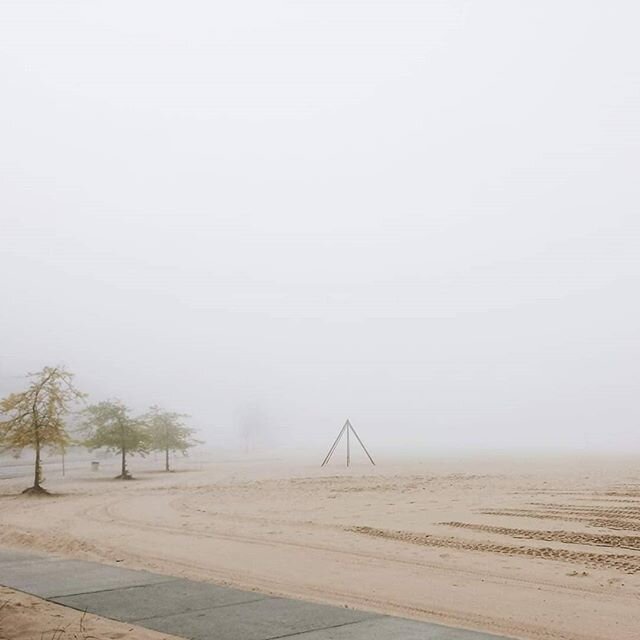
[1,2,639,452]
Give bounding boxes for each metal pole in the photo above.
[349,423,375,466]
[322,425,345,466]
[346,422,350,467]
[347,424,351,467]
[321,422,347,467]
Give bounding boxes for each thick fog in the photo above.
[2,2,639,453]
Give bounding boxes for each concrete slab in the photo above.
[141,596,378,640]
[0,547,512,639]
[287,616,505,639]
[53,578,269,622]
[0,558,174,598]
[0,548,46,565]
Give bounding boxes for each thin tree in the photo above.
[0,366,85,495]
[81,400,149,479]
[143,405,200,472]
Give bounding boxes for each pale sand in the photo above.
[1,453,639,640]
[0,586,182,640]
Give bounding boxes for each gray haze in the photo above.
[2,2,640,453]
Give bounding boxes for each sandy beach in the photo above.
[1,453,639,640]
[3,2,639,638]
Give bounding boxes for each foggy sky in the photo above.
[2,2,640,453]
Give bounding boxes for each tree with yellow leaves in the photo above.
[81,399,150,480]
[0,366,85,494]
[142,405,201,472]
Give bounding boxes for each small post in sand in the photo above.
[321,419,375,467]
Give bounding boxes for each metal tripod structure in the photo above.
[321,419,375,467]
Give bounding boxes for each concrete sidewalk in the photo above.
[0,548,508,640]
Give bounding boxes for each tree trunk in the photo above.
[34,440,41,489]
[22,372,55,495]
[165,446,170,472]
[22,433,49,495]
[115,419,132,480]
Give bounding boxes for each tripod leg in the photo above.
[349,424,375,466]
[321,423,347,466]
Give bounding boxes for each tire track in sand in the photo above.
[439,522,640,551]
[347,526,640,574]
